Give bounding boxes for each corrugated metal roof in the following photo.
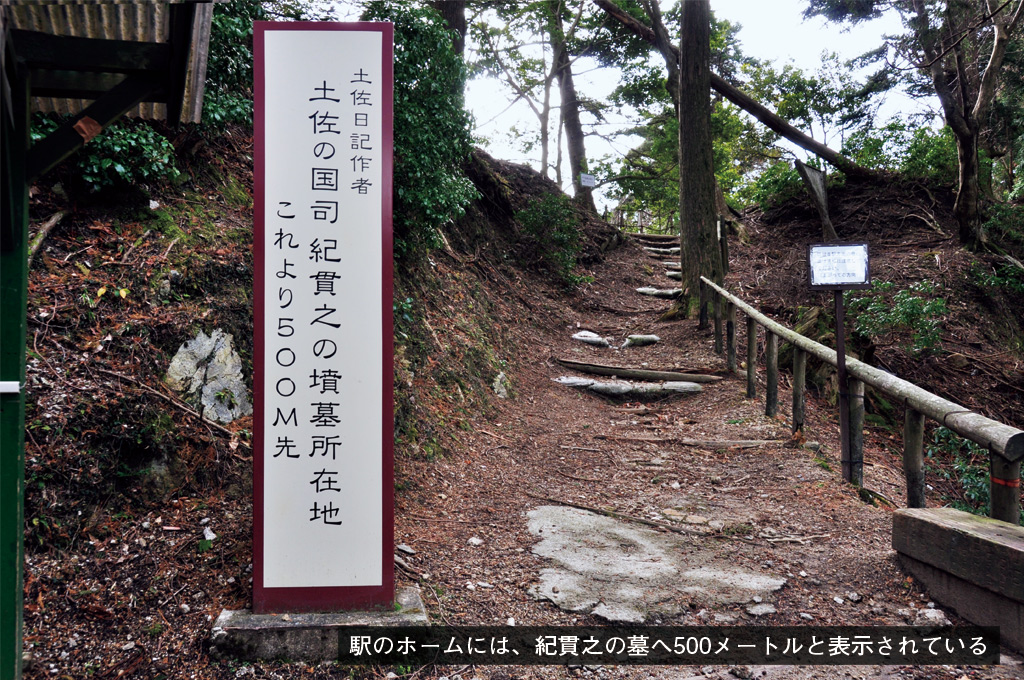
[5,0,221,123]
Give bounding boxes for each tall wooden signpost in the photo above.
[253,22,394,613]
[809,243,870,486]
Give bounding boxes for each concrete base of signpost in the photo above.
[210,586,427,661]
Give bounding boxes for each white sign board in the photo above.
[254,22,393,613]
[580,173,596,188]
[808,243,870,289]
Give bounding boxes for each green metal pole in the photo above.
[1,53,30,680]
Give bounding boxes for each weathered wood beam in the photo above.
[11,29,171,74]
[850,378,865,487]
[792,348,807,434]
[703,276,1024,464]
[746,315,757,399]
[553,357,722,383]
[904,408,926,508]
[765,332,778,417]
[27,74,160,182]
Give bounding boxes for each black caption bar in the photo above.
[336,626,999,666]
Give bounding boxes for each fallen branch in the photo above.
[763,534,831,544]
[554,469,607,484]
[27,210,66,267]
[594,434,783,449]
[554,357,722,383]
[95,368,250,449]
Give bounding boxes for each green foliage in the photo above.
[982,203,1024,255]
[30,115,180,192]
[734,161,804,209]
[516,192,590,286]
[202,1,337,127]
[362,1,478,260]
[393,296,415,341]
[902,126,958,186]
[843,120,958,187]
[201,1,265,127]
[971,261,1024,294]
[845,281,947,356]
[926,427,1000,519]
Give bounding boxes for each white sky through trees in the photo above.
[465,0,930,211]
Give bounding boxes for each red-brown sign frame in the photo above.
[252,21,394,614]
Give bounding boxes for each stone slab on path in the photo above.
[554,376,702,399]
[527,506,786,623]
[636,287,682,299]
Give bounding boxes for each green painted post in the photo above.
[1,54,30,680]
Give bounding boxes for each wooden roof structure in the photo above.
[1,3,221,678]
[2,0,221,181]
[4,0,219,125]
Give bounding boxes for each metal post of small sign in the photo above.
[808,243,870,485]
[253,21,394,613]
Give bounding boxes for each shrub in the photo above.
[516,193,590,286]
[362,1,478,260]
[201,1,266,127]
[736,161,804,209]
[845,280,947,356]
[30,115,180,192]
[925,427,1024,523]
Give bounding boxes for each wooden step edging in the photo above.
[893,508,1024,651]
[701,276,1024,525]
[553,357,722,384]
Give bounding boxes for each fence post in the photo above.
[698,279,709,330]
[713,292,723,355]
[792,348,807,434]
[849,379,865,486]
[990,453,1021,525]
[765,332,778,417]
[903,408,926,508]
[726,302,737,372]
[746,317,757,399]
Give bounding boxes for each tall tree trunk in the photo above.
[430,1,466,56]
[953,125,984,246]
[549,3,597,213]
[593,0,873,179]
[678,0,720,308]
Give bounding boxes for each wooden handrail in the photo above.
[701,276,1022,524]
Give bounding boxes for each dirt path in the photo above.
[393,240,1023,680]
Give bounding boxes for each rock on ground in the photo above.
[165,329,252,424]
[527,506,786,623]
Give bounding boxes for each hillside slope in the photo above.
[18,131,1024,679]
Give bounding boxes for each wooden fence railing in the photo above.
[700,276,1023,525]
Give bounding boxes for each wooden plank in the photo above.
[713,291,723,354]
[12,29,170,74]
[27,73,160,181]
[552,358,722,383]
[893,508,1024,603]
[726,302,737,372]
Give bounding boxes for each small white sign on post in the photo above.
[808,243,870,289]
[580,172,596,188]
[253,21,394,614]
